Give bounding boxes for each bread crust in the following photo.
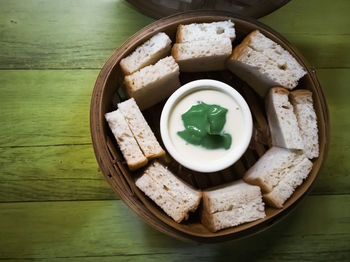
[231,30,259,60]
[128,158,148,171]
[200,208,217,232]
[176,24,185,42]
[272,87,290,95]
[290,89,312,98]
[263,193,283,208]
[171,44,179,60]
[243,176,271,193]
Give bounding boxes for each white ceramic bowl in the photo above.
[160,79,253,173]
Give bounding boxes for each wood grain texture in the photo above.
[314,69,350,194]
[0,0,154,69]
[0,0,349,69]
[0,145,116,202]
[260,0,350,35]
[0,196,349,261]
[0,70,97,147]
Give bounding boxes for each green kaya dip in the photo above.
[177,102,232,150]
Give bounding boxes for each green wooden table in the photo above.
[0,0,349,261]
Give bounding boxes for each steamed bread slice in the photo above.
[124,56,181,110]
[105,109,148,170]
[176,20,236,42]
[201,180,265,232]
[120,32,172,75]
[118,98,165,160]
[266,87,304,150]
[136,161,202,223]
[173,20,235,72]
[290,89,319,159]
[244,147,313,208]
[227,30,306,97]
[172,38,232,72]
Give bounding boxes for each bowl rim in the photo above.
[90,10,330,242]
[160,79,253,173]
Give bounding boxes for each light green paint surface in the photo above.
[0,0,349,261]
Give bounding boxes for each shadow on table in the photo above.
[126,199,310,261]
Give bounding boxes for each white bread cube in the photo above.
[120,32,172,75]
[244,147,313,208]
[176,20,235,42]
[201,180,265,232]
[118,98,165,160]
[266,87,304,150]
[244,147,299,193]
[124,56,180,110]
[227,30,306,97]
[264,157,313,208]
[290,89,319,159]
[135,161,202,223]
[144,161,202,212]
[105,109,148,170]
[172,38,232,72]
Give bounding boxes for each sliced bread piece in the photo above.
[136,173,185,222]
[135,161,202,223]
[172,38,232,72]
[201,180,265,232]
[145,161,202,212]
[244,147,300,193]
[266,87,304,150]
[227,30,306,97]
[124,56,181,110]
[120,32,172,75]
[105,109,148,170]
[118,98,165,159]
[176,20,235,42]
[263,157,313,208]
[244,146,313,208]
[290,89,319,159]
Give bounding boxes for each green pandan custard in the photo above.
[177,102,232,150]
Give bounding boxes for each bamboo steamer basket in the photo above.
[90,10,329,242]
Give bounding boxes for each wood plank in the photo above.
[314,69,350,194]
[0,196,349,261]
[0,0,154,69]
[0,70,98,147]
[280,34,350,69]
[0,145,117,202]
[0,0,349,69]
[260,0,350,35]
[0,69,349,201]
